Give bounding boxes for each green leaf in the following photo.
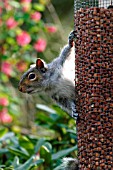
[12,156,20,169]
[36,104,57,114]
[8,30,16,38]
[33,3,45,11]
[57,123,69,129]
[2,55,9,60]
[43,142,52,153]
[8,147,29,158]
[0,132,14,142]
[28,159,44,170]
[6,37,16,45]
[14,12,24,21]
[23,13,30,20]
[29,125,59,140]
[0,127,8,137]
[52,105,68,118]
[10,136,19,146]
[8,1,20,8]
[0,149,8,154]
[49,113,60,121]
[20,147,30,156]
[0,165,5,168]
[15,156,44,170]
[40,145,52,164]
[66,129,77,134]
[34,138,45,154]
[36,112,54,124]
[52,145,77,160]
[15,156,34,170]
[19,136,34,150]
[0,166,14,170]
[8,103,20,116]
[0,32,7,41]
[1,73,9,83]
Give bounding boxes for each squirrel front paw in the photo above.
[68,30,76,47]
[72,110,79,120]
[71,102,79,120]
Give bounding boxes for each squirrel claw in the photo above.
[71,102,79,120]
[72,110,79,120]
[68,30,76,47]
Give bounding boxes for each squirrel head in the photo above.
[18,58,48,94]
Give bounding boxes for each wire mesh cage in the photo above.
[75,0,113,10]
[74,0,113,169]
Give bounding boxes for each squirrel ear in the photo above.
[36,58,47,71]
[36,58,45,69]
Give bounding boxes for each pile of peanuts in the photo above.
[75,7,113,169]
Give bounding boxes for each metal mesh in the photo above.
[75,0,113,10]
[74,0,113,169]
[99,0,112,7]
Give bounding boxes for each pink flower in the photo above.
[1,62,12,76]
[31,12,42,22]
[46,25,57,33]
[21,0,32,2]
[16,31,31,46]
[4,0,12,11]
[6,17,18,29]
[34,38,47,52]
[21,0,32,11]
[0,98,9,106]
[0,108,13,124]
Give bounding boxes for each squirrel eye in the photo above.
[28,73,36,81]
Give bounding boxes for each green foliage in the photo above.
[0,105,77,169]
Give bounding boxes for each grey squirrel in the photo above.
[18,31,79,170]
[18,31,78,120]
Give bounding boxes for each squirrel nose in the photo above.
[18,84,25,92]
[18,84,26,93]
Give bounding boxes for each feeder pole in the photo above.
[74,1,113,169]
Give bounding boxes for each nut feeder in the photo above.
[74,0,113,169]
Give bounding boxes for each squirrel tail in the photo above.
[54,158,79,170]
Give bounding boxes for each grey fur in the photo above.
[54,158,79,170]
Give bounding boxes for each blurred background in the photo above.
[0,0,77,169]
